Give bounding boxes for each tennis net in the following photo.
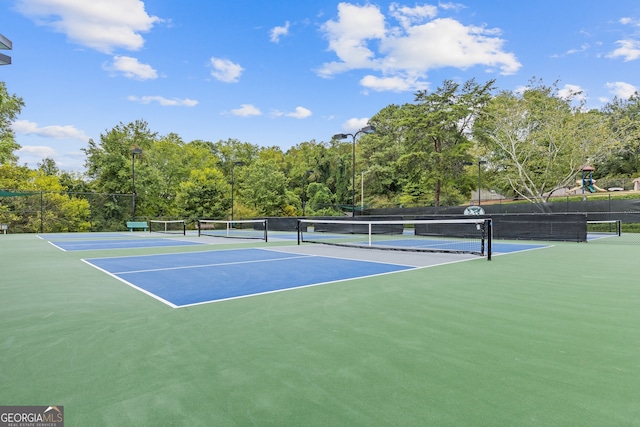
[149,219,187,235]
[297,218,492,259]
[587,220,621,237]
[197,219,268,241]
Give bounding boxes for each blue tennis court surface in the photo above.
[83,248,415,307]
[50,238,203,251]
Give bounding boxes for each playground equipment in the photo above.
[567,165,607,194]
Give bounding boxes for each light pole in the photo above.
[464,159,487,205]
[477,160,487,206]
[302,169,314,217]
[0,33,12,66]
[361,170,371,210]
[231,161,244,221]
[131,147,142,220]
[333,125,375,216]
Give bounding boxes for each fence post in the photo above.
[40,191,44,233]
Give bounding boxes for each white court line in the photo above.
[81,259,179,308]
[261,247,423,268]
[112,254,314,275]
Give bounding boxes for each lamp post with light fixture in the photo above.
[464,159,488,205]
[231,161,244,221]
[332,125,375,216]
[131,147,143,220]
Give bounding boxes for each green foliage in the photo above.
[175,168,229,219]
[474,79,618,211]
[595,94,640,177]
[0,82,24,165]
[2,76,639,230]
[0,163,91,232]
[238,158,290,217]
[363,79,494,207]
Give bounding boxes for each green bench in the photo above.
[126,221,148,232]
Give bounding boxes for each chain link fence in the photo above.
[0,191,134,233]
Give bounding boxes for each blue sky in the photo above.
[2,0,639,171]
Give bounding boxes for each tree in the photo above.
[400,79,495,207]
[473,80,616,210]
[38,157,59,176]
[0,163,90,232]
[360,80,493,207]
[175,168,229,219]
[0,82,25,164]
[138,133,220,218]
[238,158,290,217]
[83,120,158,194]
[596,93,640,179]
[306,182,337,215]
[82,120,157,228]
[360,105,407,206]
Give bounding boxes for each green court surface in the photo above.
[1,233,638,426]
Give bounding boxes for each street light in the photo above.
[361,170,371,210]
[0,33,12,66]
[131,147,142,220]
[231,161,244,221]
[333,125,375,216]
[302,170,314,217]
[464,159,488,205]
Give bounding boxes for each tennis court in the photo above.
[83,248,417,307]
[1,229,638,426]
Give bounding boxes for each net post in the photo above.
[486,218,492,261]
[297,219,301,245]
[264,219,268,242]
[197,219,202,237]
[182,221,186,236]
[617,219,621,237]
[368,223,372,246]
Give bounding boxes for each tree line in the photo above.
[1,78,639,232]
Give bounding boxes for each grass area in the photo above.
[1,233,639,426]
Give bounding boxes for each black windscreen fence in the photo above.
[489,214,587,242]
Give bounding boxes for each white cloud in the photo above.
[439,2,466,12]
[106,55,158,80]
[287,106,312,119]
[230,104,261,117]
[209,57,244,83]
[619,17,639,26]
[270,21,290,43]
[16,146,86,171]
[389,3,438,29]
[11,120,90,141]
[337,118,372,134]
[360,75,427,92]
[17,145,57,158]
[16,0,162,53]
[607,39,640,61]
[564,43,590,56]
[605,81,638,99]
[127,95,198,107]
[380,18,520,74]
[273,106,312,119]
[318,3,520,92]
[557,84,587,103]
[319,3,386,77]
